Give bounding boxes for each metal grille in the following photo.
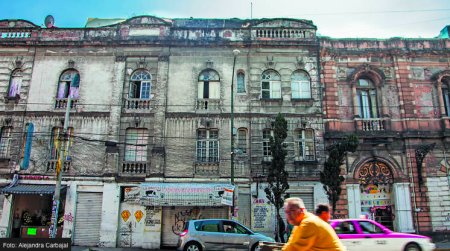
[73,192,103,246]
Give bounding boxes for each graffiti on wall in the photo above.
[64,213,73,223]
[172,207,205,235]
[144,206,161,231]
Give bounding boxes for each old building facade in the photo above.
[0,16,328,248]
[0,15,449,247]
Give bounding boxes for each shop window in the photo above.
[0,126,12,158]
[294,129,315,161]
[129,70,152,99]
[57,70,80,99]
[291,71,311,99]
[8,69,23,98]
[198,70,220,99]
[261,71,281,99]
[237,128,247,154]
[124,128,148,162]
[237,72,245,93]
[49,127,74,160]
[196,129,219,162]
[356,79,378,118]
[262,129,273,161]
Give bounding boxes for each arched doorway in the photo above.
[359,161,395,230]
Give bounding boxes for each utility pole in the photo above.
[230,49,240,218]
[50,95,71,238]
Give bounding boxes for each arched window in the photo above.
[291,71,311,99]
[237,72,245,93]
[196,129,219,162]
[8,69,22,98]
[198,70,220,99]
[294,129,315,161]
[57,70,80,99]
[356,79,378,118]
[130,70,152,99]
[442,77,450,116]
[261,71,281,99]
[237,128,247,154]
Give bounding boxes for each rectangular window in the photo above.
[237,73,245,93]
[292,81,311,99]
[49,127,74,160]
[8,76,22,97]
[237,130,247,153]
[294,130,315,161]
[263,130,273,160]
[0,127,12,158]
[262,81,281,99]
[196,130,219,162]
[140,81,151,99]
[125,129,148,162]
[357,89,378,118]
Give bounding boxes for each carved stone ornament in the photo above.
[383,67,392,78]
[265,56,276,69]
[338,67,346,79]
[206,60,213,68]
[138,56,146,69]
[359,161,393,185]
[14,56,24,69]
[295,57,304,69]
[68,60,75,68]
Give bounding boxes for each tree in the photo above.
[264,113,289,242]
[320,133,359,216]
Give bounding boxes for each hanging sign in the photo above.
[22,123,34,170]
[221,186,235,206]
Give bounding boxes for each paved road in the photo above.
[72,247,176,251]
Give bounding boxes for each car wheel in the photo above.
[404,243,420,251]
[251,243,261,251]
[184,242,201,251]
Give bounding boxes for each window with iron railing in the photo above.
[294,129,315,161]
[196,129,219,162]
[124,128,148,162]
[0,127,12,158]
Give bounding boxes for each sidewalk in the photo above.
[71,246,176,251]
[437,242,450,251]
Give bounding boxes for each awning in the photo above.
[0,184,66,194]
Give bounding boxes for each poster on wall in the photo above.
[252,204,270,231]
[124,187,140,204]
[221,186,234,206]
[144,206,162,231]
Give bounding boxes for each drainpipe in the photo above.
[407,153,419,234]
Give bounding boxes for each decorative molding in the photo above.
[116,55,126,62]
[206,60,213,68]
[68,60,75,68]
[265,56,276,69]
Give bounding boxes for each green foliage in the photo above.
[264,113,290,218]
[320,133,359,215]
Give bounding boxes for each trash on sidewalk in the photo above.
[260,241,285,251]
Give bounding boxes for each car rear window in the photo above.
[334,221,357,234]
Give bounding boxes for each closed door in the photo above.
[73,192,103,246]
[118,203,145,248]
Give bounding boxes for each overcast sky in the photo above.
[1,0,450,38]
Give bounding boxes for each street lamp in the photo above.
[231,49,240,218]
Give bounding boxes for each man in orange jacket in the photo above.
[282,197,345,251]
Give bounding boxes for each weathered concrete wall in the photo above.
[427,177,450,231]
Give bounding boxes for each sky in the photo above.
[1,0,450,38]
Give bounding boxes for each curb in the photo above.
[436,249,450,251]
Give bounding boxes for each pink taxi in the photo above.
[329,219,435,251]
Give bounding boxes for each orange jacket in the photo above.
[282,212,345,251]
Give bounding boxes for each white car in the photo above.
[330,219,435,251]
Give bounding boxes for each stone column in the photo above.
[347,183,361,219]
[393,182,415,233]
[437,82,446,116]
[99,183,120,247]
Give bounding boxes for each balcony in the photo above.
[1,32,32,39]
[55,98,78,109]
[255,29,315,40]
[292,162,320,178]
[196,99,220,111]
[122,161,147,175]
[195,162,219,175]
[46,160,71,173]
[123,98,152,110]
[356,118,387,131]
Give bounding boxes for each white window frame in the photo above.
[57,70,80,99]
[261,71,281,99]
[291,72,311,99]
[262,129,273,161]
[129,70,152,99]
[196,129,219,163]
[237,72,245,93]
[237,128,247,154]
[294,129,315,161]
[124,128,148,162]
[8,70,23,98]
